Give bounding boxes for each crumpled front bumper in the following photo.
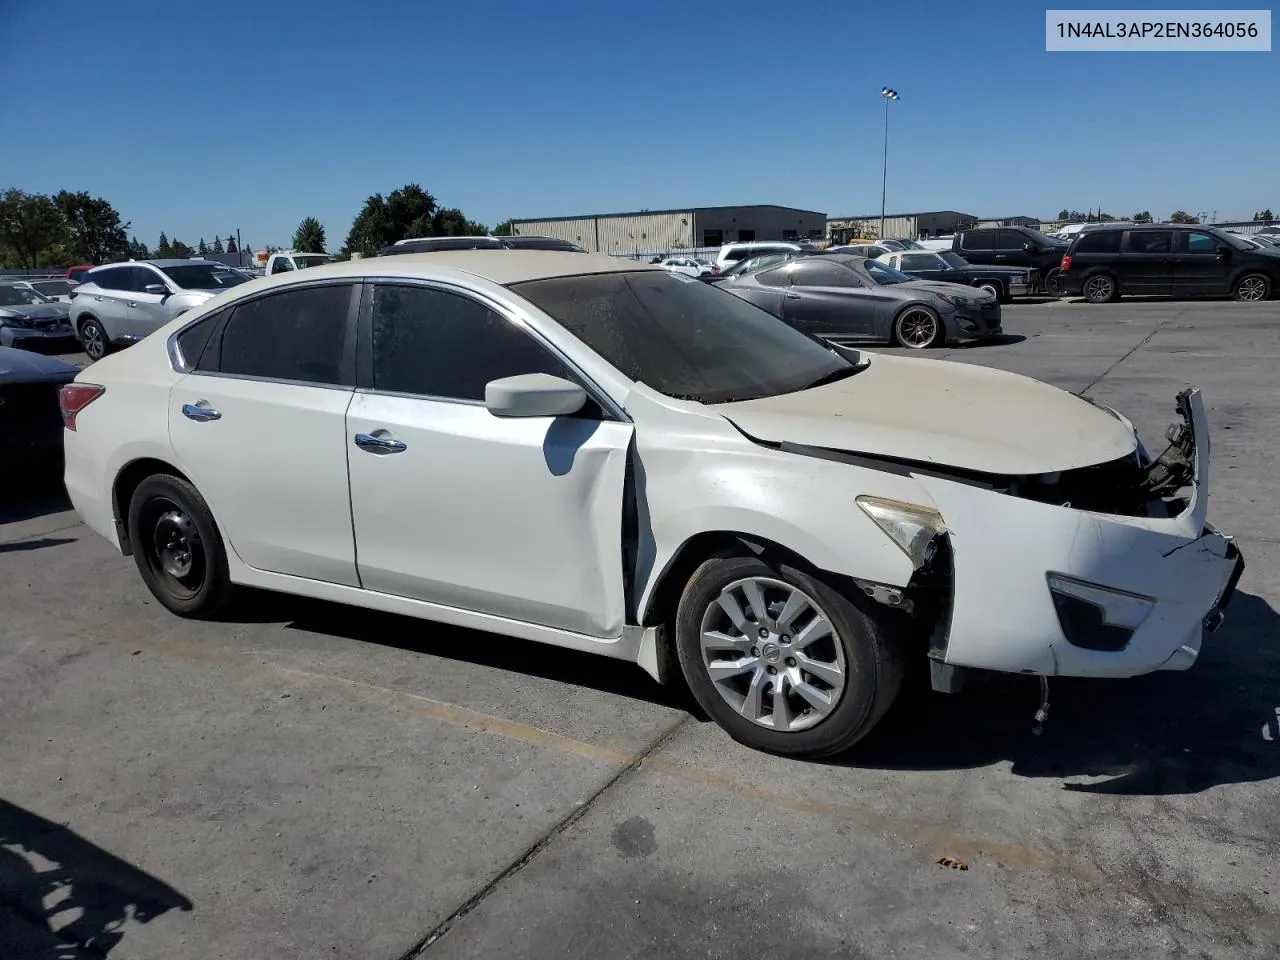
[916,388,1244,678]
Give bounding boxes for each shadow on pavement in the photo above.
[964,333,1026,348]
[0,798,192,958]
[0,537,77,555]
[842,590,1280,795]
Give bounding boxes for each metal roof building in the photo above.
[511,205,828,256]
[826,210,980,243]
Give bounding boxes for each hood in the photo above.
[719,352,1136,475]
[900,279,997,301]
[0,303,71,322]
[0,345,80,383]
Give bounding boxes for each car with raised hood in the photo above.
[68,259,252,359]
[876,249,1034,302]
[722,254,1002,348]
[0,283,77,351]
[12,278,74,303]
[60,252,1243,757]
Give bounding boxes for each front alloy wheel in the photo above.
[699,577,847,733]
[1234,273,1270,302]
[894,307,943,349]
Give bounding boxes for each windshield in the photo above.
[159,264,253,290]
[938,252,969,268]
[0,286,45,306]
[295,254,330,268]
[1211,229,1254,252]
[32,280,71,296]
[863,260,912,285]
[509,270,853,404]
[1027,229,1068,247]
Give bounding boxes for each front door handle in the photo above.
[127,300,137,308]
[182,402,221,422]
[354,432,407,454]
[785,292,802,299]
[94,296,104,302]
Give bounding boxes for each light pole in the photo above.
[879,87,900,241]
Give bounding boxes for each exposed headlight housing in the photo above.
[1046,573,1155,652]
[933,292,971,307]
[856,497,946,569]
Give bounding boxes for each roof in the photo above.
[511,204,827,225]
[250,251,658,289]
[95,259,223,269]
[828,210,978,221]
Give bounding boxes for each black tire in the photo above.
[78,317,110,360]
[127,474,235,618]
[892,305,946,349]
[674,555,905,758]
[1233,273,1271,302]
[1042,267,1063,297]
[1082,272,1119,304]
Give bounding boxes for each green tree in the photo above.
[342,194,390,257]
[156,232,172,258]
[212,236,224,254]
[0,189,64,268]
[342,183,443,256]
[292,216,327,252]
[1132,211,1153,223]
[225,233,237,253]
[198,237,208,254]
[492,219,515,236]
[126,235,150,259]
[1255,209,1275,221]
[170,238,194,258]
[431,207,486,236]
[1169,210,1199,224]
[54,191,130,264]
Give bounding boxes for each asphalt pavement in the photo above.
[3,298,1279,959]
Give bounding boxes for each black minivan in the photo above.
[1060,225,1280,303]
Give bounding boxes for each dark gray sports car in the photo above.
[721,254,1002,348]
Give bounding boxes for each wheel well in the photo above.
[974,278,1003,290]
[112,458,190,554]
[75,313,96,332]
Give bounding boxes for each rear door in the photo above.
[957,229,1000,266]
[1117,229,1174,296]
[1172,229,1230,296]
[168,281,361,585]
[345,281,632,637]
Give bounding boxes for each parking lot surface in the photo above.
[4,298,1280,959]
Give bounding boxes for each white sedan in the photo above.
[658,257,712,277]
[60,252,1244,756]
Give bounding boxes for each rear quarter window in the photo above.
[1075,231,1122,254]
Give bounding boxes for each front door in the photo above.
[345,281,633,638]
[1172,230,1230,296]
[782,259,879,341]
[1117,229,1174,296]
[126,266,176,339]
[168,281,361,586]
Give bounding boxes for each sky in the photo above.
[2,0,1276,250]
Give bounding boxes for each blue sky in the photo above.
[2,0,1275,249]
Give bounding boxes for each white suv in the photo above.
[69,260,251,360]
[713,242,816,275]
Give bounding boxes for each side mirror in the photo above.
[1022,242,1036,253]
[485,373,587,418]
[1217,245,1232,258]
[145,283,170,298]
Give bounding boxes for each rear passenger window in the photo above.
[1075,231,1122,254]
[1128,231,1172,254]
[88,267,129,290]
[217,284,353,385]
[175,309,225,369]
[960,231,996,251]
[754,267,791,287]
[789,261,855,287]
[369,284,570,402]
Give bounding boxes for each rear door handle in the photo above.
[182,402,221,422]
[354,432,407,454]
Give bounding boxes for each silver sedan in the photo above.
[721,254,1002,348]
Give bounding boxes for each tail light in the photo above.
[1061,254,1073,272]
[59,383,105,430]
[712,264,721,274]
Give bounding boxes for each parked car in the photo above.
[66,265,95,287]
[0,284,77,351]
[713,241,817,275]
[827,243,893,258]
[876,250,1034,302]
[931,227,1070,295]
[69,259,252,360]
[658,257,713,277]
[707,250,816,283]
[263,251,334,275]
[59,251,1243,757]
[722,254,1001,348]
[1059,224,1280,303]
[1,346,78,488]
[382,236,587,255]
[12,279,74,303]
[876,239,926,251]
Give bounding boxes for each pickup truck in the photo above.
[262,251,333,276]
[917,227,1069,295]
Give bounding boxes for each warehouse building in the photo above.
[826,210,981,243]
[510,204,828,256]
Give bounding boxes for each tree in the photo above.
[156,232,171,258]
[225,233,237,253]
[492,219,515,236]
[1169,210,1200,224]
[1255,209,1275,222]
[431,208,486,236]
[0,189,65,268]
[54,191,130,264]
[212,236,224,254]
[126,235,150,259]
[170,238,194,258]
[1132,211,1153,223]
[342,194,390,258]
[198,237,208,255]
[341,183,442,257]
[292,216,327,252]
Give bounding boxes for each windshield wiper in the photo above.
[799,362,867,392]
